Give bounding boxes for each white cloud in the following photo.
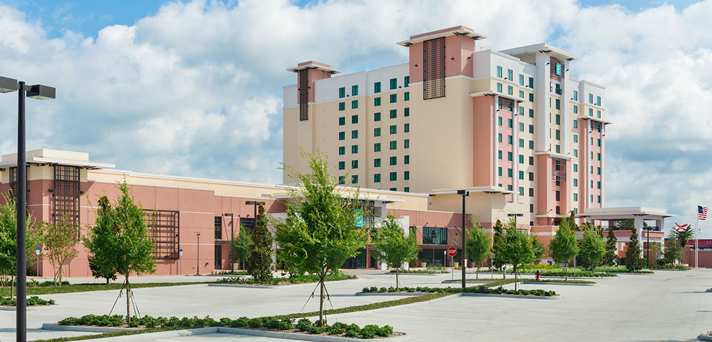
[0,0,711,233]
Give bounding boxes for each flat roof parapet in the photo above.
[398,25,486,46]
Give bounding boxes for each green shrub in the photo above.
[345,324,361,337]
[360,324,380,339]
[295,318,312,331]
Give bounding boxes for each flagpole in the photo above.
[695,218,699,269]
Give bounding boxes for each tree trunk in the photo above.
[318,275,325,326]
[475,262,479,280]
[514,266,518,291]
[125,274,131,325]
[502,266,506,279]
[395,269,399,290]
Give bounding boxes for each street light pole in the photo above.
[457,190,469,290]
[16,81,27,342]
[195,232,201,276]
[0,76,55,342]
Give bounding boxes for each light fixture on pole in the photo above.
[456,189,469,290]
[507,213,524,227]
[0,75,55,342]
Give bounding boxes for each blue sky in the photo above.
[0,0,711,233]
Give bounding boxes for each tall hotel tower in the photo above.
[283,26,608,229]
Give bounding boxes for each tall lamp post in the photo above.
[1,76,55,342]
[456,190,469,290]
[195,232,201,276]
[507,213,524,227]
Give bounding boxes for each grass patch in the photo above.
[522,279,595,286]
[0,282,209,296]
[389,267,449,275]
[216,271,355,285]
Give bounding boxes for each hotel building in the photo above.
[283,25,609,233]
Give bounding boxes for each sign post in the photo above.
[447,247,457,281]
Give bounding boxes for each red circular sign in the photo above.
[447,247,457,257]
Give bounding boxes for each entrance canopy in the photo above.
[578,207,671,230]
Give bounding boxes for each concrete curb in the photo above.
[521,281,594,286]
[441,279,497,284]
[208,283,274,289]
[0,305,50,311]
[41,323,144,333]
[354,292,427,296]
[461,293,558,300]
[216,327,378,341]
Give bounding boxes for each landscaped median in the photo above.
[210,271,356,288]
[50,314,396,340]
[0,295,55,309]
[522,279,596,286]
[356,282,557,299]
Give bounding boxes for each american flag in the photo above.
[698,206,708,221]
[674,223,690,233]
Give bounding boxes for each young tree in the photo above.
[491,220,506,279]
[673,226,694,250]
[275,156,367,325]
[550,217,579,280]
[101,182,155,324]
[233,228,253,270]
[374,216,417,289]
[465,222,491,280]
[579,227,606,270]
[531,237,545,261]
[248,204,273,282]
[624,228,643,271]
[0,193,43,299]
[44,216,78,285]
[499,223,533,290]
[604,228,618,265]
[663,234,682,265]
[84,196,118,284]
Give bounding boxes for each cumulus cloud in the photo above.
[0,0,710,233]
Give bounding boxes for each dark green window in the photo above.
[338,117,345,126]
[518,154,524,164]
[507,152,513,161]
[339,102,345,111]
[529,93,534,102]
[351,85,359,96]
[390,109,397,119]
[404,155,410,164]
[404,92,410,101]
[389,172,397,181]
[508,168,513,177]
[404,107,410,117]
[351,145,358,154]
[374,127,381,137]
[389,94,397,103]
[404,187,410,192]
[528,77,534,88]
[338,176,345,184]
[338,132,345,141]
[498,116,503,126]
[508,135,513,144]
[374,158,381,167]
[404,171,410,180]
[498,167,502,176]
[338,161,345,170]
[390,78,397,89]
[404,76,410,87]
[338,87,345,98]
[404,123,410,133]
[374,173,381,183]
[390,125,397,134]
[351,175,358,184]
[498,150,502,159]
[529,109,534,118]
[351,115,358,124]
[507,69,513,81]
[389,141,397,150]
[351,160,358,169]
[374,112,381,121]
[351,100,358,109]
[338,146,345,155]
[496,66,503,78]
[555,99,560,110]
[374,97,381,106]
[390,187,397,191]
[351,130,358,139]
[374,82,381,94]
[389,156,397,166]
[508,119,513,128]
[374,143,381,152]
[404,139,410,149]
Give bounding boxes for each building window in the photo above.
[529,125,534,134]
[518,154,524,164]
[507,152,513,161]
[498,167,503,177]
[374,97,381,106]
[423,227,448,245]
[496,66,503,78]
[374,127,381,137]
[518,74,524,86]
[529,140,534,150]
[374,112,381,121]
[404,171,410,180]
[404,92,410,101]
[404,76,410,87]
[528,77,534,88]
[390,78,398,90]
[529,109,534,118]
[339,102,345,111]
[389,140,397,150]
[374,82,381,94]
[390,94,397,103]
[529,93,534,102]
[529,188,534,197]
[351,115,358,124]
[573,134,578,143]
[573,119,578,128]
[351,100,359,109]
[507,168,513,178]
[529,172,534,181]
[339,117,345,126]
[497,83,503,93]
[374,158,381,167]
[338,176,345,184]
[374,173,381,183]
[555,129,561,140]
[351,145,358,154]
[351,85,359,96]
[573,105,578,114]
[351,130,358,139]
[507,69,513,81]
[338,132,345,141]
[389,156,397,166]
[404,123,410,133]
[519,139,525,148]
[390,109,397,119]
[596,96,601,106]
[589,93,594,104]
[145,209,180,260]
[404,139,410,149]
[351,175,358,184]
[518,187,525,196]
[573,90,578,101]
[404,187,410,192]
[518,171,524,180]
[338,161,345,170]
[404,107,410,117]
[573,193,578,201]
[351,160,358,169]
[374,143,381,152]
[339,87,346,98]
[555,98,561,110]
[338,146,345,155]
[498,150,502,160]
[390,125,397,135]
[507,85,513,96]
[404,155,410,164]
[390,172,397,181]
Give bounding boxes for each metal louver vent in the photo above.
[423,37,445,100]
